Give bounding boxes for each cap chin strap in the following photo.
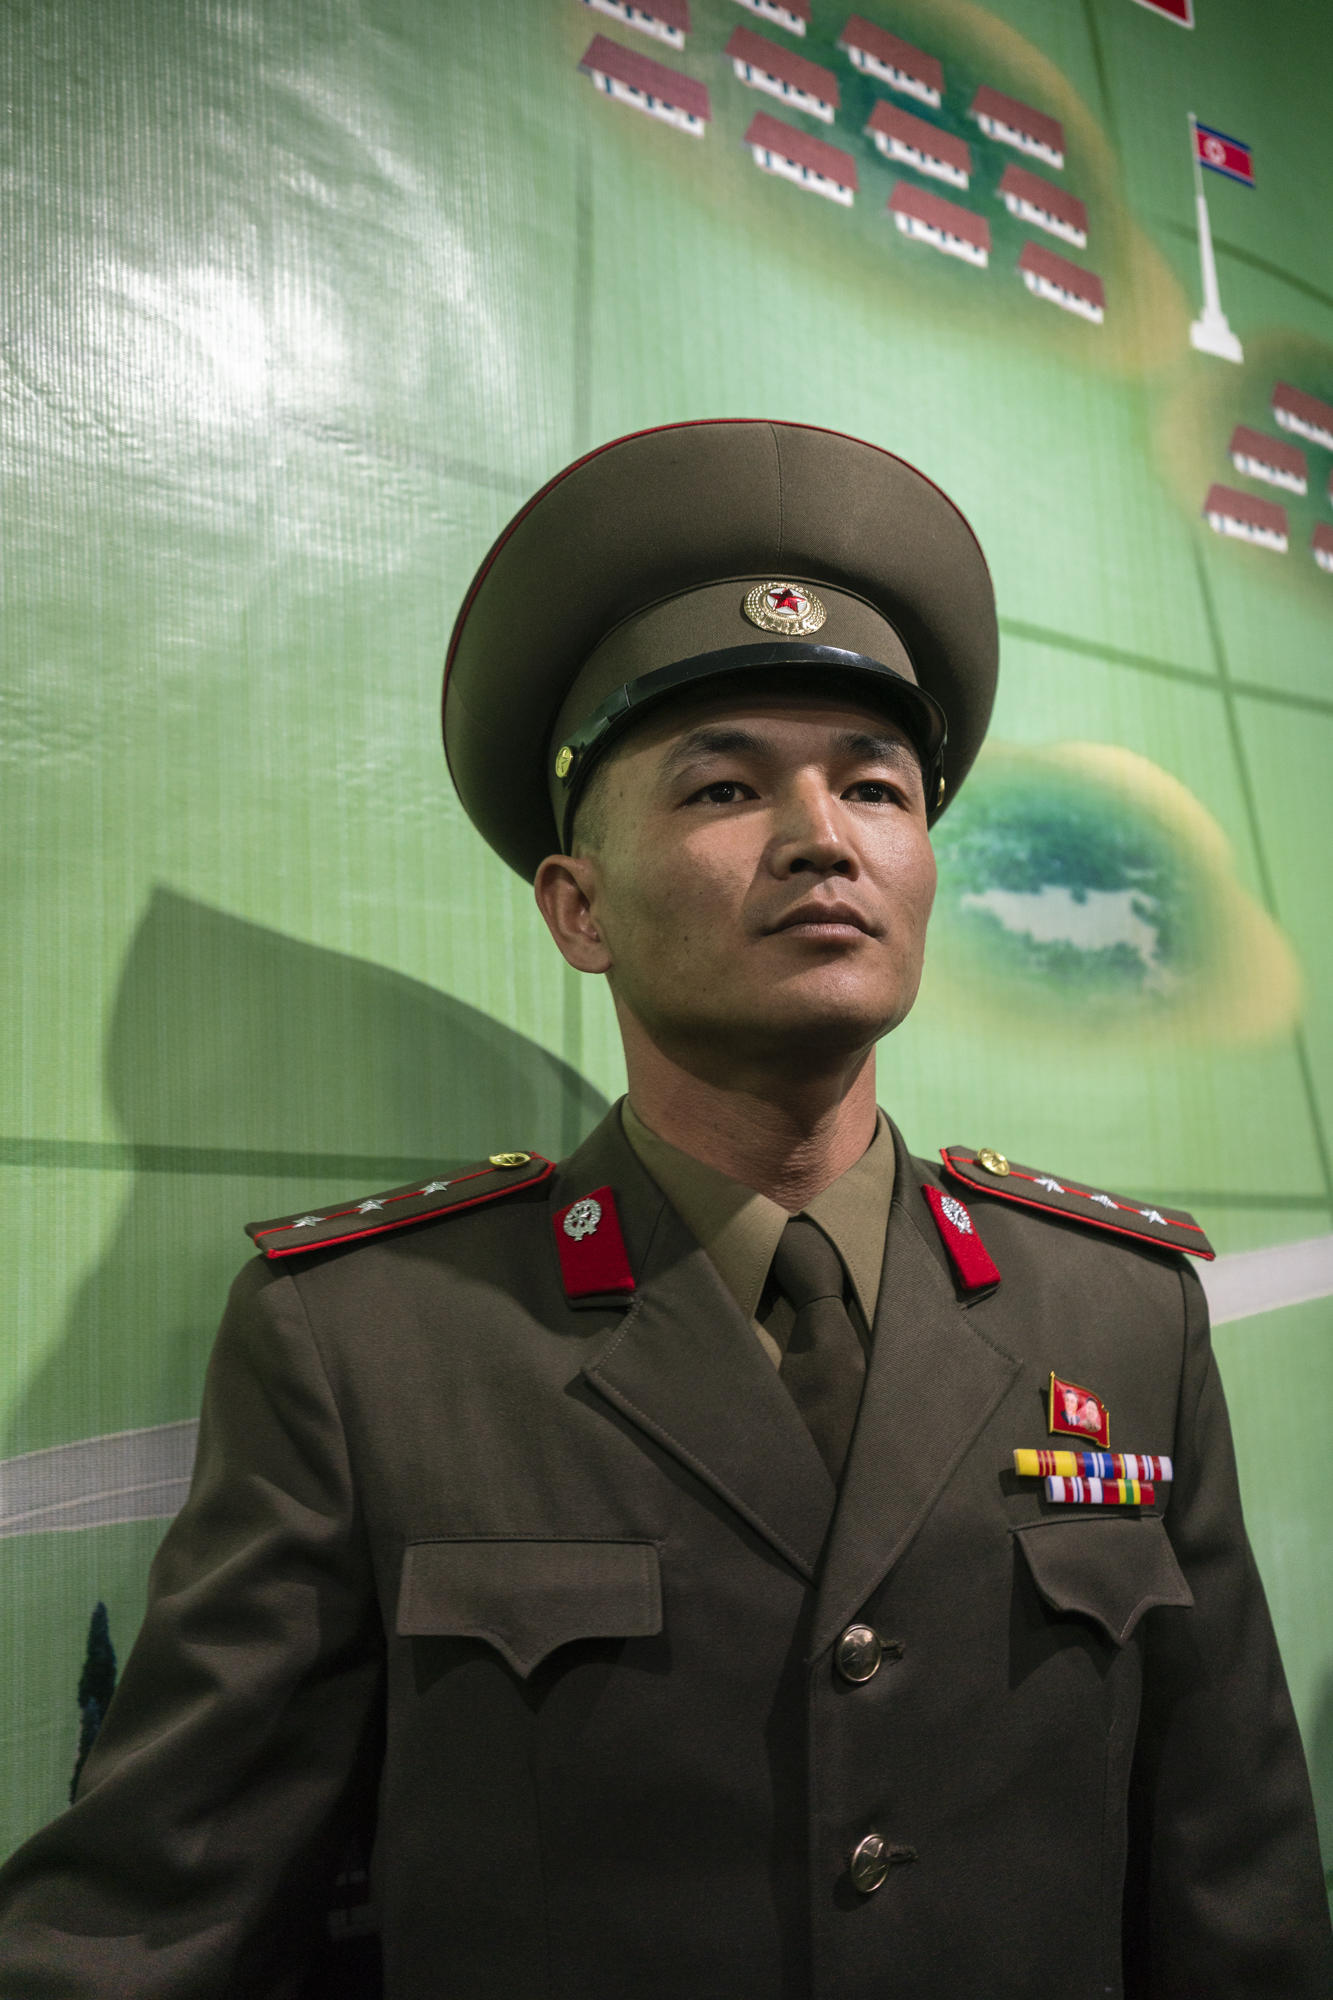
[554,641,948,853]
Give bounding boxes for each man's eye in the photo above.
[688,780,751,805]
[844,780,898,803]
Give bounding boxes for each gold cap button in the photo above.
[488,1152,531,1169]
[554,746,574,779]
[977,1148,1010,1176]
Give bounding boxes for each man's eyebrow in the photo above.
[656,721,921,784]
[835,730,920,768]
[657,725,772,780]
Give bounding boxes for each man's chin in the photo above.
[682,996,908,1070]
[760,965,915,1037]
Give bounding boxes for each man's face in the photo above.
[544,684,938,1076]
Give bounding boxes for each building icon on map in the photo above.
[580,0,690,50]
[1203,483,1289,552]
[1228,426,1307,495]
[1018,241,1104,322]
[836,18,943,106]
[578,35,710,133]
[743,111,858,203]
[866,103,970,188]
[1272,383,1333,452]
[732,0,809,37]
[997,165,1087,247]
[970,87,1064,169]
[726,25,839,122]
[888,183,990,266]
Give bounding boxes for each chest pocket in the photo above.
[1012,1515,1193,1647]
[397,1537,663,1678]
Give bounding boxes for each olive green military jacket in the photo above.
[0,1108,1329,1998]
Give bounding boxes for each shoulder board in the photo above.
[940,1146,1214,1261]
[246,1152,554,1260]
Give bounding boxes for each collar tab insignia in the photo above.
[1048,1371,1110,1449]
[246,1152,553,1260]
[553,1185,635,1300]
[923,1183,1001,1293]
[939,1146,1215,1260]
[563,1196,603,1241]
[743,581,827,635]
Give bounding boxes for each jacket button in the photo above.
[849,1833,889,1894]
[835,1624,883,1683]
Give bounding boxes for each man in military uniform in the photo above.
[1,421,1329,1997]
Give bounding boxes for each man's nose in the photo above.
[772,780,856,876]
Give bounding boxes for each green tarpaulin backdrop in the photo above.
[2,0,1331,1884]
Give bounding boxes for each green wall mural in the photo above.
[2,0,1331,1884]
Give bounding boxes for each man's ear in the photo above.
[533,854,613,975]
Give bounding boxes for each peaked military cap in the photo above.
[443,419,999,880]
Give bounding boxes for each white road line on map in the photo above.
[0,1419,198,1538]
[1199,1235,1333,1326]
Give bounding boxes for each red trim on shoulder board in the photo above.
[939,1147,1215,1260]
[922,1184,1000,1292]
[247,1154,555,1260]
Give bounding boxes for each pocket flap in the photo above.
[397,1537,662,1678]
[1013,1515,1193,1647]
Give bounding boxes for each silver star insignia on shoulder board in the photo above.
[290,1215,324,1228]
[1089,1193,1118,1209]
[419,1181,451,1195]
[1034,1175,1064,1193]
[1139,1208,1166,1224]
[357,1200,384,1213]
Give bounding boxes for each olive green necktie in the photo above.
[771,1217,866,1483]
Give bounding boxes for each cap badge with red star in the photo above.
[743,581,827,635]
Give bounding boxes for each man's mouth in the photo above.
[766,901,879,939]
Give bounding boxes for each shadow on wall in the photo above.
[1311,1672,1333,1890]
[8,887,608,1457]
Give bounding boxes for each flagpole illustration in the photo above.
[1187,113,1243,362]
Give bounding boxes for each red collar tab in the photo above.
[553,1185,636,1300]
[1049,1372,1111,1449]
[247,1152,554,1260]
[940,1147,1215,1261]
[923,1183,1000,1292]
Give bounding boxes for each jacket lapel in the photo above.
[811,1123,1022,1658]
[568,1109,836,1583]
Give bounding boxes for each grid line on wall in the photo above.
[998,616,1333,719]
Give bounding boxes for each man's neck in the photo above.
[619,1013,880,1212]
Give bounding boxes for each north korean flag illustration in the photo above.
[1131,0,1193,25]
[1193,121,1255,187]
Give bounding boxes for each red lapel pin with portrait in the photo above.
[1048,1372,1110,1450]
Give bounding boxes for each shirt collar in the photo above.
[619,1098,895,1331]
